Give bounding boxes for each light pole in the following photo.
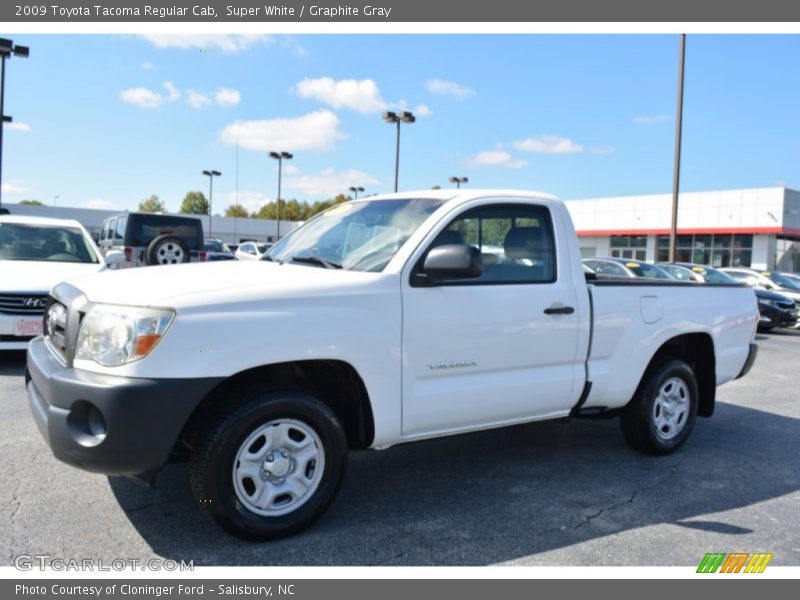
[449,176,468,189]
[202,169,221,238]
[348,186,364,199]
[383,111,415,192]
[269,151,292,241]
[668,34,686,263]
[0,38,30,212]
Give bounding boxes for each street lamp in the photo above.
[383,111,415,193]
[0,38,30,212]
[449,176,468,189]
[348,186,364,199]
[202,169,221,237]
[269,151,292,240]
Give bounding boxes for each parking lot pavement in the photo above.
[2,330,800,567]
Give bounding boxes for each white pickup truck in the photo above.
[26,190,758,540]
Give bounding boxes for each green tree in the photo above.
[431,185,442,190]
[19,199,45,206]
[225,203,249,218]
[179,191,209,215]
[138,195,166,213]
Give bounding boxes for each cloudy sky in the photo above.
[3,34,800,213]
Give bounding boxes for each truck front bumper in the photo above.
[26,337,223,481]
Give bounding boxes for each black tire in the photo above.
[190,389,348,541]
[620,358,698,456]
[146,235,190,265]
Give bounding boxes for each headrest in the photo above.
[432,229,465,247]
[504,226,544,260]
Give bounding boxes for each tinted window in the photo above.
[423,204,556,284]
[126,214,203,250]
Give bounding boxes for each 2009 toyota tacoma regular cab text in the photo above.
[26,190,759,540]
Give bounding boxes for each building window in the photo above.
[609,235,646,260]
[776,236,800,272]
[656,233,752,266]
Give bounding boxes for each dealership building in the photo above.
[4,186,800,271]
[566,186,800,272]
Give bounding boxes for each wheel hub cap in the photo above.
[232,419,325,517]
[264,453,291,477]
[653,377,690,441]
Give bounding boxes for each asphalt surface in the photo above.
[2,330,799,566]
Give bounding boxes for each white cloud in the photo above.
[295,77,388,114]
[141,34,270,54]
[512,135,583,154]
[224,190,268,214]
[215,87,241,107]
[425,78,475,99]
[6,122,31,132]
[163,81,180,101]
[141,61,154,70]
[83,199,119,210]
[633,114,669,125]
[285,168,380,199]
[120,81,180,109]
[186,89,212,109]
[414,104,433,117]
[284,164,300,175]
[467,150,526,169]
[1,182,28,194]
[589,145,615,156]
[220,110,345,153]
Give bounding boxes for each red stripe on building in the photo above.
[574,226,800,237]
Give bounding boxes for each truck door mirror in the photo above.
[419,244,483,284]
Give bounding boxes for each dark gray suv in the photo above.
[98,213,205,267]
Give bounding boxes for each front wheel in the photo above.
[190,390,348,540]
[620,359,698,455]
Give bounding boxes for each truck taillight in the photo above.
[124,247,133,261]
[198,251,208,262]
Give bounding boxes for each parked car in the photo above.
[28,189,758,540]
[656,263,702,282]
[760,270,800,292]
[204,239,237,262]
[0,215,118,350]
[722,267,800,309]
[97,212,205,267]
[582,257,673,279]
[235,241,272,261]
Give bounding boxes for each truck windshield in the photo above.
[0,223,99,263]
[267,198,445,272]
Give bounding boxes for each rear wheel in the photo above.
[620,359,698,455]
[147,235,190,265]
[190,389,348,540]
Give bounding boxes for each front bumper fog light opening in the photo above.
[66,401,108,447]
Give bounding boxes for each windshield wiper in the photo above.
[290,255,343,269]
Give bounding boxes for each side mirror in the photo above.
[105,250,124,268]
[419,244,482,284]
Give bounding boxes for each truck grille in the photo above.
[776,300,795,310]
[0,293,48,315]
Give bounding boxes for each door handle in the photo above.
[544,305,575,315]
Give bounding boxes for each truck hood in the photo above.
[0,259,104,293]
[61,260,384,307]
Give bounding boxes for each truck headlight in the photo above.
[757,298,774,308]
[75,305,175,366]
